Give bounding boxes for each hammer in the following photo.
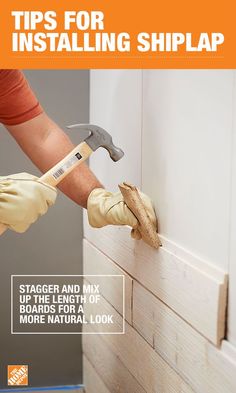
[40,124,124,186]
[0,124,124,235]
[0,124,160,248]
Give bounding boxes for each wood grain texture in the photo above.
[133,281,236,393]
[40,142,93,186]
[83,278,124,334]
[83,355,110,393]
[83,333,146,393]
[84,219,228,345]
[83,285,194,393]
[83,239,132,324]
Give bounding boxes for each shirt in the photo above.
[0,70,43,125]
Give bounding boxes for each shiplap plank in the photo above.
[83,278,123,334]
[83,332,146,393]
[89,70,142,191]
[142,70,233,269]
[83,287,194,393]
[83,239,132,324]
[133,281,236,393]
[83,355,110,393]
[84,219,227,345]
[228,70,236,346]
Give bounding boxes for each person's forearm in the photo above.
[6,113,103,208]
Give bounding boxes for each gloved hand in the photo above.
[0,172,57,233]
[87,187,157,240]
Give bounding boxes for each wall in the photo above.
[83,70,236,392]
[0,70,89,388]
[228,71,236,346]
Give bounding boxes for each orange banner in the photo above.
[0,0,235,69]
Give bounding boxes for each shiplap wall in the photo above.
[228,71,236,346]
[142,71,233,268]
[83,70,236,392]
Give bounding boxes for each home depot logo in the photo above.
[7,365,28,386]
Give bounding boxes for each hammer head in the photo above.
[67,124,124,162]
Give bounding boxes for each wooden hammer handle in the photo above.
[0,141,93,236]
[40,141,93,186]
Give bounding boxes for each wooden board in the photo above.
[84,219,228,345]
[83,278,124,334]
[83,333,146,393]
[228,70,236,346]
[142,70,233,268]
[83,355,110,393]
[133,280,236,393]
[83,289,194,393]
[89,70,142,191]
[83,239,132,324]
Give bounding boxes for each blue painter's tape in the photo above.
[0,385,84,393]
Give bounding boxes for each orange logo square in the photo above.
[8,365,28,386]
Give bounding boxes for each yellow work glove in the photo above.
[0,173,57,233]
[87,188,157,240]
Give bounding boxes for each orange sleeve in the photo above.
[0,69,43,125]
